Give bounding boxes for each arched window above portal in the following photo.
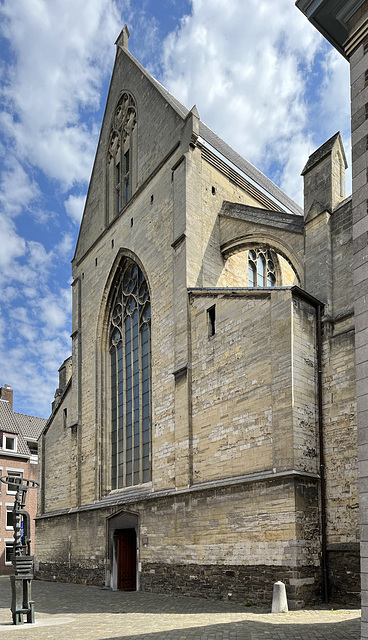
[107,92,137,221]
[217,245,300,288]
[248,249,276,287]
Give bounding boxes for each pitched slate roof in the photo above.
[124,47,303,217]
[0,400,46,457]
[0,400,30,456]
[0,399,19,434]
[14,412,46,441]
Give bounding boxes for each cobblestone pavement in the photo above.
[0,577,361,640]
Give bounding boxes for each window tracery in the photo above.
[109,261,151,489]
[107,92,137,219]
[248,249,276,287]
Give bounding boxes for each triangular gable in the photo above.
[73,42,189,265]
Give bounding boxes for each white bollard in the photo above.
[271,580,288,613]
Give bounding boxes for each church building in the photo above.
[35,26,359,608]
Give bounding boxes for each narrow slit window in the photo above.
[208,305,216,337]
[116,162,121,214]
[125,150,130,203]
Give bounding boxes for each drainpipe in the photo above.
[316,302,328,604]
[292,287,327,603]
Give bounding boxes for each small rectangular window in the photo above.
[6,506,14,529]
[125,178,130,203]
[3,435,17,452]
[125,150,130,174]
[7,471,22,494]
[27,440,38,455]
[5,541,13,565]
[207,305,216,338]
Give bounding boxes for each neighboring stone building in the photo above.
[296,0,368,632]
[0,385,45,574]
[35,27,359,608]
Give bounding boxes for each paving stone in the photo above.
[0,577,361,640]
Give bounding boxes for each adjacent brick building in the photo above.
[0,385,45,574]
[36,27,360,608]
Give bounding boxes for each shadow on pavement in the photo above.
[99,617,360,640]
[0,577,361,640]
[0,576,258,615]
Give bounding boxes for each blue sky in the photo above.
[0,0,351,418]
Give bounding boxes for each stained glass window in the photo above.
[110,262,151,489]
[107,93,136,218]
[248,249,276,287]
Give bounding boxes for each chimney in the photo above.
[0,384,13,410]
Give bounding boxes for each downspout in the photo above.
[292,287,327,602]
[316,302,328,604]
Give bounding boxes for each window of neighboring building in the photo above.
[6,471,22,494]
[248,249,276,287]
[107,92,137,220]
[27,440,38,456]
[109,260,151,490]
[5,540,13,565]
[6,505,14,530]
[2,434,17,452]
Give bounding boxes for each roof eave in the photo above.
[295,0,366,58]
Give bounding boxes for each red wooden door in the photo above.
[117,529,136,591]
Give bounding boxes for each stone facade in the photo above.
[36,28,359,608]
[296,0,368,632]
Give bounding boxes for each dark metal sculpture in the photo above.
[0,474,39,625]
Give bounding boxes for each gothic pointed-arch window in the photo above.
[248,249,276,287]
[107,92,137,220]
[109,261,151,489]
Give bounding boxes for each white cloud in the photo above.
[320,48,350,132]
[0,157,40,217]
[161,0,348,203]
[0,213,26,268]
[0,0,125,190]
[0,0,126,415]
[64,194,86,225]
[319,47,352,193]
[38,291,71,332]
[28,240,52,272]
[55,232,75,259]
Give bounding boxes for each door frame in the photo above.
[117,528,137,591]
[107,509,139,591]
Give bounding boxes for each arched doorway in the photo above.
[107,510,139,591]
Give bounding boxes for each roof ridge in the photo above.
[14,411,47,420]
